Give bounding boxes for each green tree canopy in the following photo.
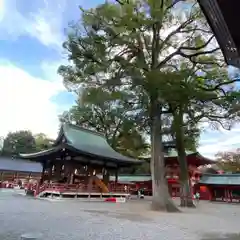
[2,130,36,155]
[58,0,239,211]
[34,133,54,152]
[60,87,149,158]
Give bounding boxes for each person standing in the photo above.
[195,191,200,204]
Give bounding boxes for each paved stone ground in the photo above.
[0,190,240,240]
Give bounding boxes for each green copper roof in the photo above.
[199,174,240,185]
[20,123,141,166]
[63,123,140,164]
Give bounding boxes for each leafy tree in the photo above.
[60,87,149,158]
[216,150,240,173]
[58,1,234,211]
[2,131,36,155]
[34,133,54,152]
[162,68,218,206]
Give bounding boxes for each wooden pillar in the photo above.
[224,188,227,202]
[63,163,69,180]
[226,188,231,203]
[84,165,88,186]
[40,162,46,185]
[28,173,31,182]
[103,168,110,186]
[229,189,232,202]
[115,168,118,184]
[54,162,62,180]
[66,164,75,184]
[87,166,94,193]
[63,162,74,184]
[213,188,216,201]
[48,162,53,183]
[207,186,212,201]
[0,172,3,183]
[70,172,74,184]
[12,172,16,181]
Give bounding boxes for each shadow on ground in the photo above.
[202,233,240,240]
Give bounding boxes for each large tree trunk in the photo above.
[174,111,195,208]
[150,100,180,212]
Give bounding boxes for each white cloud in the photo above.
[0,60,65,139]
[0,0,77,139]
[41,59,67,81]
[0,0,67,49]
[198,124,240,159]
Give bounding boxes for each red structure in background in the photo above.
[194,174,240,203]
[128,151,214,197]
[11,123,214,199]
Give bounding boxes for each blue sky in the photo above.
[0,0,102,138]
[0,0,240,159]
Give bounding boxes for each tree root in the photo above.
[151,199,181,212]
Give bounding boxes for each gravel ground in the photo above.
[0,190,240,240]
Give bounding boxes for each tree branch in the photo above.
[158,16,196,52]
[157,32,216,69]
[157,49,180,68]
[180,35,215,51]
[115,0,130,5]
[180,28,212,34]
[198,78,240,92]
[179,47,220,59]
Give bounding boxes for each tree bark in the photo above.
[174,110,195,208]
[150,100,180,212]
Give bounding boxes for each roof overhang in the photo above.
[19,143,143,167]
[165,152,214,166]
[63,144,144,167]
[199,173,240,186]
[197,0,240,68]
[19,145,64,160]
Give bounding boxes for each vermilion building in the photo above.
[136,151,214,196]
[196,173,240,203]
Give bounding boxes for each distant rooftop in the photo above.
[199,174,240,186]
[140,151,213,166]
[0,156,42,173]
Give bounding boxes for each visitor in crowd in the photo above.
[194,191,200,204]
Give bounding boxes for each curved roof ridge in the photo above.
[63,123,106,138]
[19,145,64,159]
[18,122,142,165]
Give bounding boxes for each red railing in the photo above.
[27,182,134,196]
